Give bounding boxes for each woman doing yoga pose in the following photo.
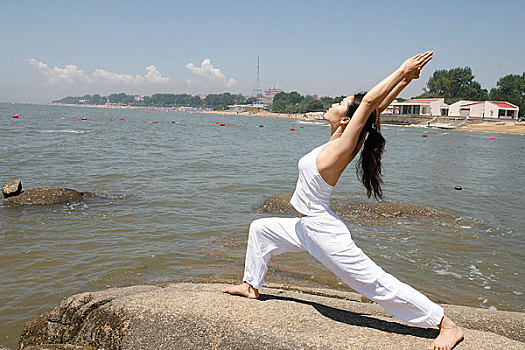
[223,51,464,350]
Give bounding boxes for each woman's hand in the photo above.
[400,51,433,79]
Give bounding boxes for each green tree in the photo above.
[489,73,524,117]
[91,94,104,105]
[298,99,324,113]
[320,95,345,110]
[419,67,488,103]
[271,91,305,112]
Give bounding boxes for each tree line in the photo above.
[53,92,255,110]
[53,69,524,116]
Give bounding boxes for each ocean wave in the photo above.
[435,268,462,279]
[39,130,92,134]
[298,120,326,125]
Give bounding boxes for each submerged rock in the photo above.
[2,180,22,198]
[18,282,524,349]
[255,193,455,224]
[3,187,92,206]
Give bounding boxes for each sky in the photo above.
[1,0,523,103]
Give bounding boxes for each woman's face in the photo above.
[323,96,353,125]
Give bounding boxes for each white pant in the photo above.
[243,212,444,328]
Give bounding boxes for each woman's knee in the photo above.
[249,218,266,233]
[248,218,274,240]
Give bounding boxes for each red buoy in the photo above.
[152,121,158,124]
[171,121,175,123]
[72,116,76,119]
[422,134,427,137]
[300,126,304,128]
[259,125,264,127]
[81,117,87,120]
[216,122,220,124]
[12,114,20,118]
[491,137,496,140]
[220,123,226,126]
[290,128,296,131]
[118,117,124,120]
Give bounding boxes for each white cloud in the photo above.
[185,58,236,87]
[28,58,91,84]
[29,59,170,85]
[93,65,170,84]
[144,65,171,83]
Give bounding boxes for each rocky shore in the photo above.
[255,193,456,225]
[1,180,94,206]
[16,282,524,349]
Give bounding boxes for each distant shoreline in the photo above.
[48,103,313,120]
[48,103,524,134]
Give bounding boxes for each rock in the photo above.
[255,193,455,225]
[254,193,296,214]
[2,180,22,198]
[3,188,92,206]
[18,282,524,349]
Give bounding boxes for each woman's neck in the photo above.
[329,123,345,141]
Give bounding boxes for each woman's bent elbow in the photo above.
[361,96,376,109]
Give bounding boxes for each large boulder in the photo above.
[18,282,524,349]
[3,187,91,206]
[255,193,455,224]
[2,180,22,198]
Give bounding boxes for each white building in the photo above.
[448,100,519,119]
[228,104,266,113]
[390,98,448,116]
[485,101,519,119]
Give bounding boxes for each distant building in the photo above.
[264,87,284,99]
[257,87,284,105]
[389,98,519,119]
[228,104,266,113]
[448,100,519,119]
[390,98,447,116]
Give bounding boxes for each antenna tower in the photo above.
[251,56,262,98]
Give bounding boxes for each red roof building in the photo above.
[448,100,519,119]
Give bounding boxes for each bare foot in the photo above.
[222,282,259,299]
[428,315,464,350]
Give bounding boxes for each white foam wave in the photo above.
[435,269,462,279]
[298,120,326,125]
[39,130,90,134]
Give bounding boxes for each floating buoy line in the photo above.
[9,114,312,132]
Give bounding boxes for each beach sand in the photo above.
[461,121,525,134]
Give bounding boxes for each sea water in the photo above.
[0,103,523,347]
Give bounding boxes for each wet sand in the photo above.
[461,121,525,134]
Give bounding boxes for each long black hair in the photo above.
[346,92,386,201]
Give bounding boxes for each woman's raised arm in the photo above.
[339,51,433,151]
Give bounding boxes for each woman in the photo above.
[223,51,464,350]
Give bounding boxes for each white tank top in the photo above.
[290,142,334,215]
